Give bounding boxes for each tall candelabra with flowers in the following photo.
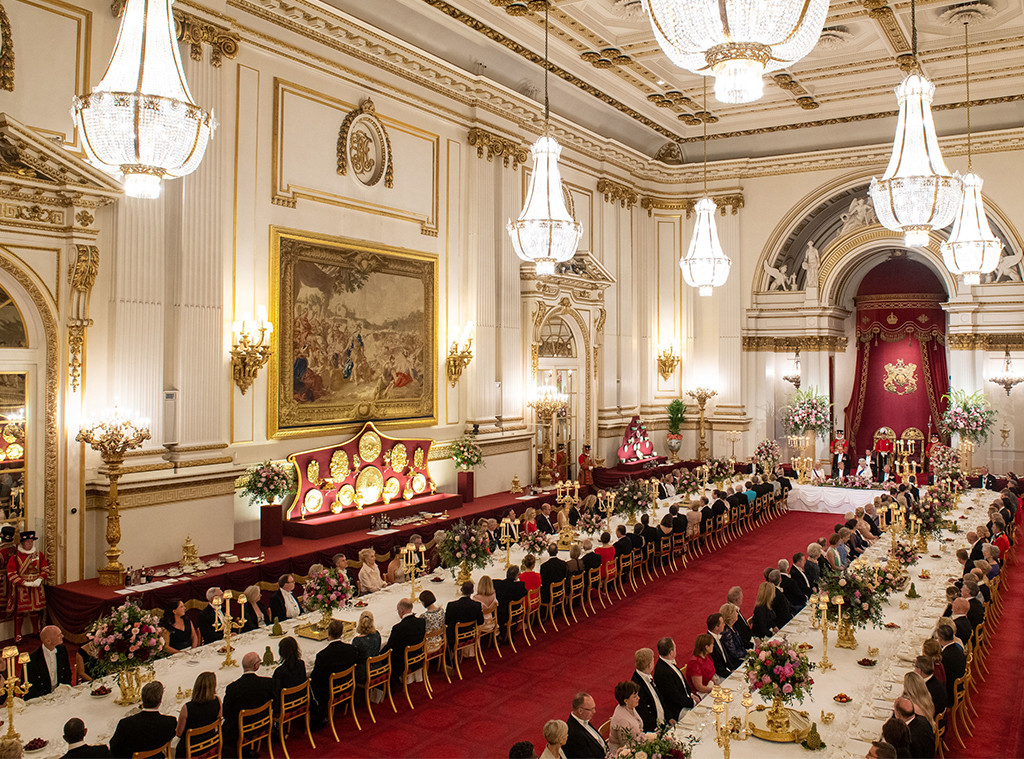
[744,636,815,740]
[301,565,354,635]
[942,388,996,473]
[88,600,165,705]
[437,520,491,584]
[614,478,654,525]
[781,388,832,441]
[754,439,781,476]
[819,561,885,649]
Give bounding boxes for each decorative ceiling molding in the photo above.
[741,335,848,352]
[640,193,745,218]
[773,74,820,110]
[112,1,240,66]
[862,0,912,55]
[948,333,1024,351]
[467,126,529,170]
[596,178,637,209]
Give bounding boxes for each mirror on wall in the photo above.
[0,373,25,521]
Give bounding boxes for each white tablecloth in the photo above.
[788,484,886,515]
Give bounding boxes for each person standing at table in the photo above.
[109,681,177,758]
[174,671,221,759]
[7,530,48,642]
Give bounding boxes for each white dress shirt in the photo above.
[42,645,58,688]
[282,590,301,618]
[571,713,606,749]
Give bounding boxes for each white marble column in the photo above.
[716,212,743,410]
[466,150,498,428]
[497,158,524,429]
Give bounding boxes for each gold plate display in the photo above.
[306,460,321,485]
[359,431,382,463]
[383,476,401,500]
[356,466,384,503]
[5,443,22,460]
[330,495,344,514]
[412,472,427,494]
[330,450,349,480]
[303,489,323,514]
[389,443,408,471]
[413,447,425,468]
[337,484,356,506]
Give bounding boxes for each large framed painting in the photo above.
[269,228,437,438]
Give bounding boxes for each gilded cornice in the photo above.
[863,1,912,55]
[596,178,637,209]
[742,335,848,353]
[948,334,1024,351]
[640,193,744,218]
[467,127,528,170]
[772,74,819,110]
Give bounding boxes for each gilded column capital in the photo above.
[111,1,240,66]
[741,335,847,353]
[467,127,529,171]
[948,333,1024,351]
[596,178,637,209]
[640,193,744,218]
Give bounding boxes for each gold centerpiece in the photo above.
[687,386,717,461]
[180,536,200,571]
[833,596,858,650]
[212,590,246,667]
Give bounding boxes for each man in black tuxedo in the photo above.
[567,501,581,527]
[536,504,556,534]
[631,648,666,731]
[966,531,987,568]
[937,625,966,705]
[493,566,526,628]
[699,499,714,534]
[580,540,602,573]
[791,553,812,601]
[768,569,793,627]
[539,544,567,603]
[445,580,484,652]
[640,514,660,553]
[629,523,645,551]
[706,613,736,676]
[727,586,753,649]
[197,586,225,643]
[382,598,427,689]
[310,619,358,720]
[726,487,745,514]
[564,692,607,759]
[711,491,728,524]
[108,681,177,758]
[653,637,694,721]
[221,652,277,754]
[961,579,985,630]
[915,655,947,718]
[613,525,633,557]
[774,466,792,494]
[483,518,501,551]
[669,505,687,535]
[895,697,935,758]
[950,599,973,646]
[61,718,111,758]
[268,574,305,623]
[26,625,73,699]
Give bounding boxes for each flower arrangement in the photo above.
[744,636,815,704]
[929,444,963,482]
[820,563,885,629]
[754,439,782,474]
[451,434,485,470]
[867,562,906,596]
[518,529,552,556]
[88,601,165,675]
[577,511,605,536]
[780,387,832,440]
[616,724,699,759]
[891,540,919,567]
[705,457,734,485]
[235,460,296,507]
[614,478,654,520]
[302,564,354,616]
[673,469,699,498]
[814,474,875,490]
[909,490,948,536]
[941,389,997,443]
[436,520,492,574]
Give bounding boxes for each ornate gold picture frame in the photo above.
[269,228,437,438]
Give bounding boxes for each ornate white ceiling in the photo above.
[324,0,1024,162]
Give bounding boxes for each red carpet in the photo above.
[293,512,839,758]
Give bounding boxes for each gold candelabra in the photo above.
[657,346,681,381]
[725,430,741,461]
[212,591,246,668]
[793,455,814,484]
[818,595,834,670]
[445,322,475,387]
[687,387,717,461]
[76,407,152,586]
[712,685,752,759]
[2,647,30,740]
[230,307,274,395]
[499,518,516,569]
[529,386,568,487]
[555,482,579,548]
[403,542,426,600]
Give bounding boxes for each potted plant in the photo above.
[666,399,686,462]
[451,433,485,503]
[236,460,297,547]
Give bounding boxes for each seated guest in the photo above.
[803,546,822,591]
[565,544,585,576]
[385,551,407,584]
[540,720,568,759]
[509,742,537,759]
[352,611,381,684]
[564,691,607,759]
[942,586,959,618]
[570,497,589,527]
[61,718,110,758]
[686,634,718,699]
[982,545,1001,577]
[473,576,499,638]
[540,544,568,602]
[914,655,946,718]
[222,653,276,753]
[537,504,556,534]
[197,587,225,643]
[493,566,526,627]
[719,604,746,669]
[595,532,617,576]
[778,559,804,610]
[752,581,778,638]
[629,523,645,551]
[686,501,702,537]
[881,717,911,759]
[382,598,426,689]
[331,553,348,573]
[971,564,993,603]
[922,638,946,688]
[631,647,666,731]
[109,682,177,758]
[768,569,793,626]
[75,641,97,684]
[607,681,644,756]
[902,671,937,732]
[894,696,934,759]
[523,508,539,534]
[653,637,694,722]
[271,636,307,694]
[26,625,72,700]
[268,574,305,622]
[961,578,985,629]
[580,539,602,577]
[174,671,221,759]
[864,503,883,537]
[445,581,484,655]
[160,600,199,654]
[613,525,633,557]
[937,625,965,705]
[727,586,753,648]
[356,549,387,595]
[419,590,445,652]
[310,620,357,719]
[408,534,428,571]
[706,613,734,677]
[238,584,267,632]
[520,555,543,610]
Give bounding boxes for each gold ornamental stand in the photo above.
[688,387,717,461]
[1,647,30,740]
[528,387,567,487]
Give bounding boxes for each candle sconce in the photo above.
[657,346,681,380]
[445,322,475,387]
[231,307,274,395]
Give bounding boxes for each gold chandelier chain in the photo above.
[544,1,550,124]
[911,0,918,64]
[964,20,972,171]
[702,76,708,196]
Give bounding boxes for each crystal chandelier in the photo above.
[990,349,1024,396]
[680,81,731,296]
[507,3,582,275]
[640,0,830,104]
[869,0,961,247]
[783,350,802,389]
[940,21,1001,286]
[71,0,216,198]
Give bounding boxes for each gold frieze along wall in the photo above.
[741,335,848,353]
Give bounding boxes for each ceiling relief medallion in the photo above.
[337,99,394,189]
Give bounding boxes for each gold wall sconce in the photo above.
[231,307,273,395]
[657,346,681,380]
[446,322,474,387]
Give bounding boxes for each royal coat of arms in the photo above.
[883,358,918,395]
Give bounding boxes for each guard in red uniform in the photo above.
[7,530,48,641]
[578,444,595,487]
[925,432,942,483]
[831,430,850,478]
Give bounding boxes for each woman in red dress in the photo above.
[595,531,617,578]
[686,633,718,700]
[520,554,542,611]
[522,508,538,534]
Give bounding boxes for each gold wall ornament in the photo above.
[948,333,1024,351]
[0,0,14,91]
[883,358,918,395]
[76,408,151,586]
[445,322,474,387]
[67,245,100,391]
[640,193,745,218]
[230,307,273,395]
[741,335,848,353]
[336,99,394,188]
[467,127,528,170]
[596,178,638,209]
[329,449,349,480]
[687,387,717,461]
[389,443,408,471]
[656,346,681,381]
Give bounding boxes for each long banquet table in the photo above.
[787,484,885,515]
[677,487,989,759]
